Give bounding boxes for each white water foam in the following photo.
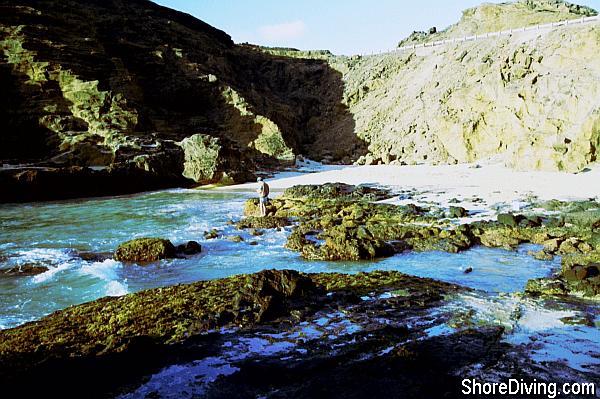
[15,247,74,265]
[445,293,599,372]
[30,262,75,284]
[79,259,129,297]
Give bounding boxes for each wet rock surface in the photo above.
[247,184,600,298]
[114,238,203,262]
[176,240,202,256]
[1,264,49,276]
[0,269,462,397]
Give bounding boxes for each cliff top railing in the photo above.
[364,15,599,56]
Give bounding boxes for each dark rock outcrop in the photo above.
[0,269,462,396]
[0,0,362,202]
[175,240,202,255]
[283,183,391,201]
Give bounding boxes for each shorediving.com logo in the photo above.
[461,378,596,398]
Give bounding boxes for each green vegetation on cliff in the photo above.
[0,0,360,202]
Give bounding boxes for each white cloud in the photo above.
[258,20,306,42]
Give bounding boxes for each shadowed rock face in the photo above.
[0,0,361,202]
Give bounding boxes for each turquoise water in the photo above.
[0,189,560,329]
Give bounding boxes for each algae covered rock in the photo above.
[525,277,569,296]
[560,253,600,297]
[114,237,176,262]
[283,183,391,201]
[244,197,284,217]
[563,209,600,229]
[0,268,464,396]
[497,213,520,227]
[227,235,245,243]
[237,216,291,229]
[448,206,468,218]
[178,134,222,183]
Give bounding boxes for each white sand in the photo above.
[218,163,600,204]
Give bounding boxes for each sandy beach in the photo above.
[219,162,600,203]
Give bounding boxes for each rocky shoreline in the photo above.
[239,183,599,298]
[1,182,598,397]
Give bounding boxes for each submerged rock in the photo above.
[1,264,49,276]
[204,229,220,239]
[114,237,176,262]
[76,251,113,262]
[227,235,245,243]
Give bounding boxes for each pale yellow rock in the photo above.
[336,14,600,171]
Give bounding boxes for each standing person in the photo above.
[256,177,270,217]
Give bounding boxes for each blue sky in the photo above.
[153,0,600,55]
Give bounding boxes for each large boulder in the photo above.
[114,238,176,262]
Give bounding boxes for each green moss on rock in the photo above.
[114,237,176,262]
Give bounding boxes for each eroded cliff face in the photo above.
[0,0,360,201]
[1,0,599,202]
[341,1,600,171]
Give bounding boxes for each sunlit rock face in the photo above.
[341,0,600,172]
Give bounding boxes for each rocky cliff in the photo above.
[400,0,596,46]
[1,0,600,202]
[0,0,360,202]
[339,0,600,171]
